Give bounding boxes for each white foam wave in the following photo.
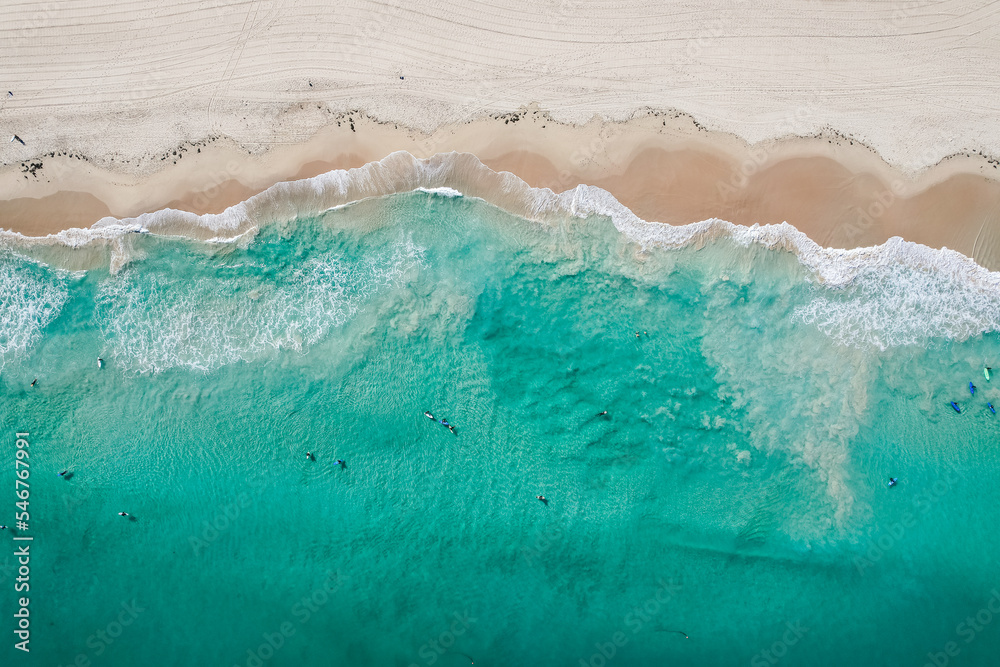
[5,151,988,537]
[563,187,1000,348]
[416,187,463,198]
[0,254,68,368]
[95,236,424,373]
[794,249,1000,349]
[4,150,999,349]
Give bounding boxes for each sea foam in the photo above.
[94,236,424,373]
[0,253,68,369]
[3,151,999,351]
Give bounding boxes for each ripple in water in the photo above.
[95,236,424,372]
[0,254,68,369]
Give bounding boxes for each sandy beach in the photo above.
[1,1,999,264]
[7,6,1000,663]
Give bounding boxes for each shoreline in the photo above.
[3,109,1000,269]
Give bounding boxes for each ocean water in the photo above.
[2,189,999,666]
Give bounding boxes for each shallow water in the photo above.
[1,191,999,666]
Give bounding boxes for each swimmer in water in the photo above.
[30,379,36,387]
[536,495,548,505]
[425,411,455,433]
[58,470,68,476]
[596,410,608,417]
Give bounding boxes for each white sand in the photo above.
[1,0,998,174]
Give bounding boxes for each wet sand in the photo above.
[2,111,999,268]
[3,1,1000,266]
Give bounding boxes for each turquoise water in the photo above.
[2,191,999,666]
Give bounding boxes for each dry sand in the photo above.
[1,1,999,264]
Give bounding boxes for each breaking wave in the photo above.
[0,253,68,369]
[2,151,999,352]
[94,236,424,373]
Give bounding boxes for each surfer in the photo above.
[30,379,36,387]
[888,477,898,488]
[951,401,961,413]
[306,452,315,461]
[58,470,68,476]
[118,512,129,517]
[335,459,345,468]
[596,410,608,417]
[986,367,992,382]
[426,411,456,433]
[969,382,976,395]
[97,357,103,368]
[990,403,996,415]
[536,495,548,505]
